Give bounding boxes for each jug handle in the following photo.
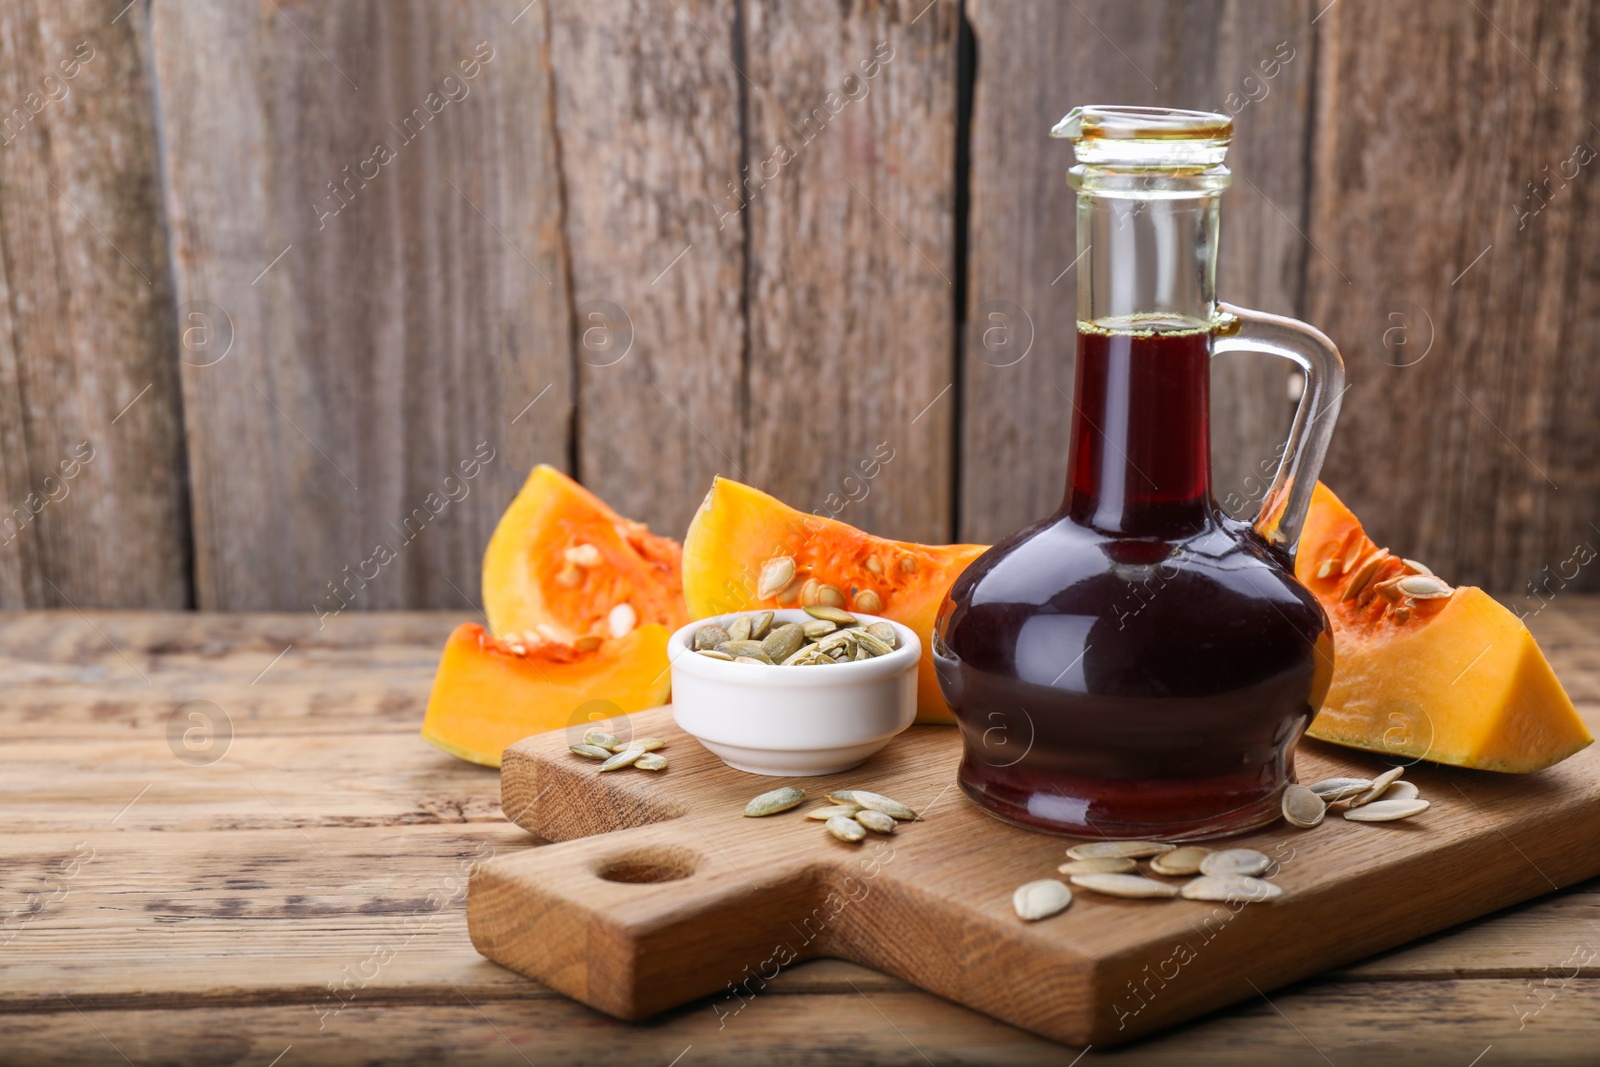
[1212,302,1345,556]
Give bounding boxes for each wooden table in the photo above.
[5,607,1599,1066]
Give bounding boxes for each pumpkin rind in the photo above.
[681,477,986,724]
[1296,482,1592,772]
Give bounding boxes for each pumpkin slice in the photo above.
[421,622,672,767]
[682,477,986,724]
[1296,482,1591,772]
[483,464,688,643]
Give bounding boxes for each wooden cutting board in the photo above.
[467,705,1600,1047]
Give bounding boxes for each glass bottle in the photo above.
[934,106,1344,840]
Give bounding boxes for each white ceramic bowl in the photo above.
[669,609,921,776]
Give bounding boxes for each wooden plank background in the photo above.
[1,0,1595,609]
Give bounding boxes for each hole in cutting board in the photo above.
[594,844,699,884]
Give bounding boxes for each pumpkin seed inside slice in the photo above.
[744,787,806,817]
[1013,879,1073,921]
[1069,873,1179,899]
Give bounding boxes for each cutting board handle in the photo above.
[467,817,834,1020]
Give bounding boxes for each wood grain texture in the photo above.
[482,699,1600,1046]
[0,0,189,608]
[1307,0,1600,592]
[742,0,959,543]
[151,0,572,611]
[4,608,1600,1064]
[552,0,745,544]
[960,0,1311,542]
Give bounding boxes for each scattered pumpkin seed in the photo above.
[804,804,863,821]
[1282,784,1327,829]
[757,556,796,599]
[1148,847,1212,877]
[599,745,647,772]
[583,730,620,749]
[1199,849,1272,877]
[1181,875,1283,903]
[1065,841,1175,861]
[1343,798,1430,822]
[696,648,735,661]
[1013,879,1072,921]
[1349,767,1405,808]
[1070,873,1179,899]
[854,809,897,834]
[570,743,613,760]
[613,737,665,753]
[1309,777,1372,801]
[830,789,919,821]
[1384,780,1421,801]
[634,753,667,771]
[744,787,806,817]
[1058,857,1138,876]
[825,814,867,842]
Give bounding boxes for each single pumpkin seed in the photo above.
[825,814,867,842]
[1309,777,1372,801]
[599,745,647,772]
[802,620,838,638]
[570,743,613,760]
[613,737,665,753]
[1058,857,1138,876]
[1013,879,1072,921]
[748,611,775,640]
[830,789,919,821]
[726,616,753,642]
[854,809,897,834]
[1181,875,1283,903]
[758,556,796,599]
[854,589,884,614]
[694,625,731,650]
[1384,780,1421,801]
[804,605,858,625]
[804,804,863,821]
[761,623,806,662]
[1199,849,1272,877]
[866,622,898,649]
[634,753,668,771]
[1349,766,1405,808]
[1343,798,1430,822]
[1065,840,1175,861]
[1282,784,1327,829]
[696,648,735,661]
[1148,847,1212,877]
[583,730,620,749]
[1070,873,1180,899]
[1397,574,1453,599]
[744,787,805,817]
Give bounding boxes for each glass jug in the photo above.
[934,106,1344,840]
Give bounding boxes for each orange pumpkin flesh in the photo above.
[483,464,688,644]
[681,477,986,724]
[421,623,671,767]
[423,465,685,767]
[1296,482,1591,772]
